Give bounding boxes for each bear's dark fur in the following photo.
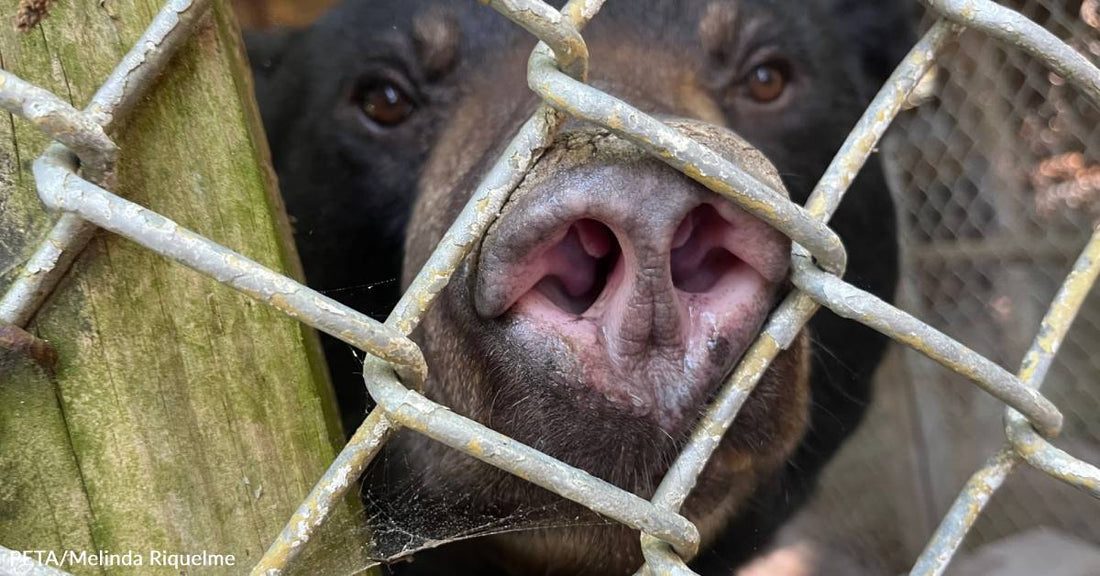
[248,1,914,573]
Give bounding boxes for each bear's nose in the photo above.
[473,125,791,428]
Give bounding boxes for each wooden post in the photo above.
[0,0,360,574]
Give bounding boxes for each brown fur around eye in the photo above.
[414,5,460,77]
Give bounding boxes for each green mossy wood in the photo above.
[0,0,360,574]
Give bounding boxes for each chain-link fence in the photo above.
[897,0,1100,551]
[786,2,1100,573]
[0,1,1098,576]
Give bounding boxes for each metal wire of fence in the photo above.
[0,0,1097,575]
[893,0,1100,554]
[789,4,1100,569]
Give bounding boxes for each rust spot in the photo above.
[0,322,59,372]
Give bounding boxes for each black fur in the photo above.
[249,1,914,573]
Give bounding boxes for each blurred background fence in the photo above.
[787,1,1100,573]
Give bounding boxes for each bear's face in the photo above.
[250,1,910,574]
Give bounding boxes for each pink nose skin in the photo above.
[475,144,791,431]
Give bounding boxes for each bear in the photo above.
[247,1,914,573]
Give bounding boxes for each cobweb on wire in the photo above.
[282,442,615,576]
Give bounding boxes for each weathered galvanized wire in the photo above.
[0,0,212,331]
[0,0,1097,575]
[636,18,962,574]
[910,225,1100,576]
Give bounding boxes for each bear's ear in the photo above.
[826,0,920,84]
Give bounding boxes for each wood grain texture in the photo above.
[0,0,358,573]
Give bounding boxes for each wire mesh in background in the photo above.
[789,1,1100,572]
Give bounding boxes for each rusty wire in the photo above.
[0,0,1098,575]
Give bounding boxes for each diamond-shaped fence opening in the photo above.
[787,1,1100,572]
[0,1,1098,576]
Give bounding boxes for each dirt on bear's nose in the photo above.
[474,122,791,429]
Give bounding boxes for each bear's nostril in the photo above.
[671,249,742,293]
[533,220,619,314]
[670,204,748,294]
[574,218,615,259]
[671,212,694,250]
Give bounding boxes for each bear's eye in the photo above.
[358,80,415,127]
[745,62,788,103]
